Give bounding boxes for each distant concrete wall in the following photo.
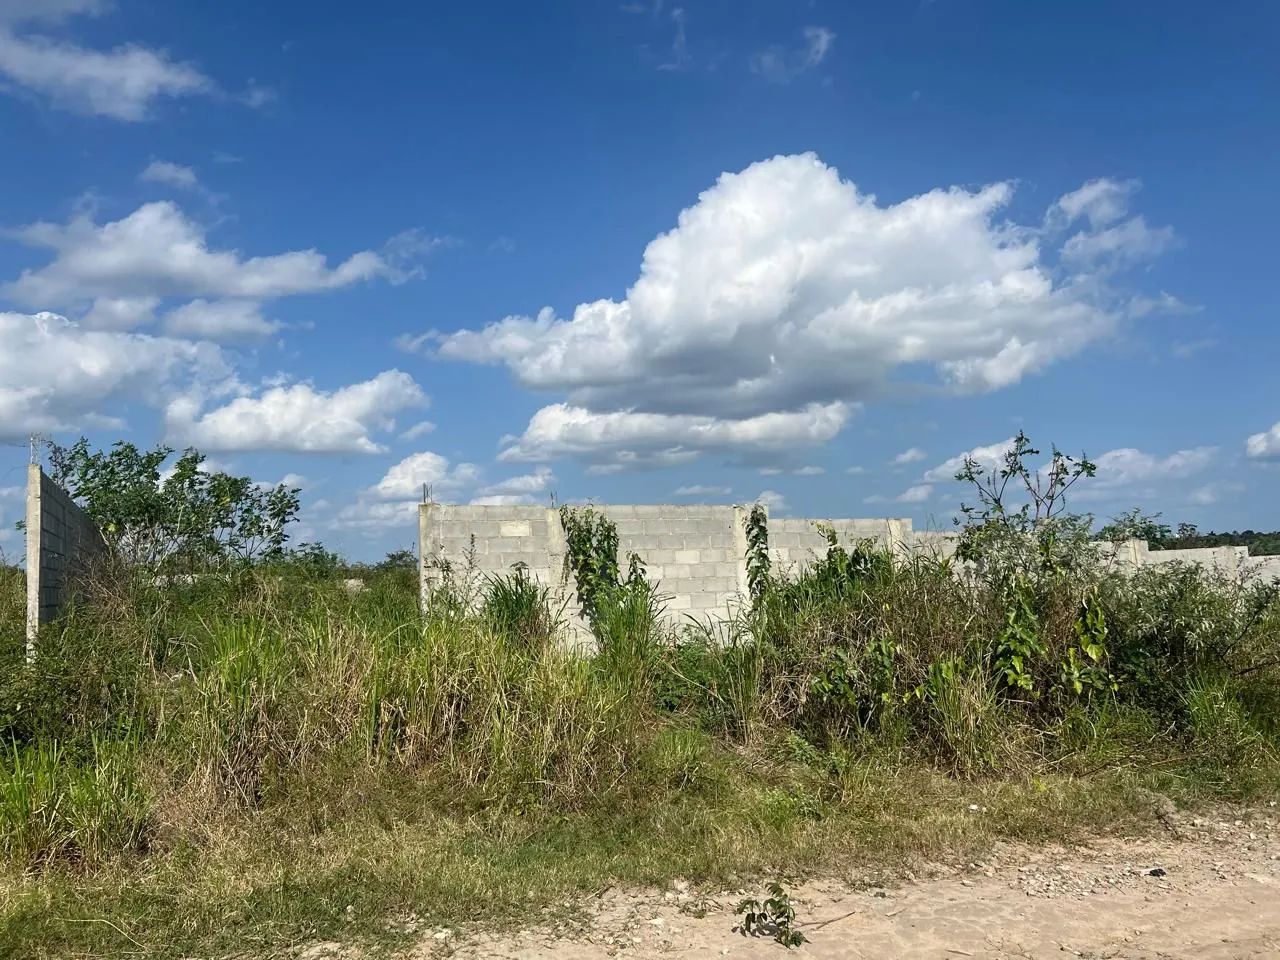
[417,506,1280,639]
[1105,539,1254,578]
[25,464,106,650]
[419,504,924,633]
[418,503,759,631]
[1246,555,1280,582]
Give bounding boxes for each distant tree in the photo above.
[1162,526,1280,556]
[377,548,417,572]
[46,439,300,570]
[1093,515,1280,556]
[1096,508,1172,548]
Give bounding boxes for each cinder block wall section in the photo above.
[418,504,922,633]
[418,503,755,631]
[417,505,1280,640]
[418,502,565,591]
[25,464,106,649]
[769,517,915,571]
[604,505,748,618]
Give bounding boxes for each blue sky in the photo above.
[1,0,1278,560]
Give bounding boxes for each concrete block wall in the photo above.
[769,517,914,572]
[1246,555,1280,582]
[418,503,755,632]
[419,503,563,589]
[1105,539,1254,578]
[25,464,106,649]
[605,504,747,619]
[911,530,962,561]
[418,504,928,635]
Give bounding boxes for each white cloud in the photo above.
[892,447,927,466]
[845,465,866,475]
[754,489,787,513]
[0,27,212,120]
[1171,337,1216,359]
[758,467,783,477]
[162,299,279,341]
[0,484,23,551]
[1090,446,1216,488]
[0,1,103,24]
[496,401,851,469]
[240,81,275,110]
[1048,178,1136,229]
[1189,481,1243,506]
[369,451,481,501]
[139,160,199,190]
[923,437,1017,483]
[751,25,834,83]
[656,6,689,71]
[1245,422,1280,460]
[331,499,418,534]
[469,467,554,505]
[165,370,427,454]
[802,26,835,65]
[400,419,437,441]
[433,156,1166,468]
[794,464,825,476]
[1048,178,1175,268]
[83,295,159,330]
[1060,215,1175,267]
[896,483,932,503]
[673,484,731,496]
[335,450,484,535]
[0,310,226,440]
[8,201,396,307]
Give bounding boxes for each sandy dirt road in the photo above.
[426,804,1280,959]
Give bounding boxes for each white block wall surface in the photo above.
[768,517,914,570]
[25,464,106,649]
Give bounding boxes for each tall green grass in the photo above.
[0,539,1278,955]
[0,735,147,868]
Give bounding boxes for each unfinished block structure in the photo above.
[417,502,1280,638]
[416,503,916,632]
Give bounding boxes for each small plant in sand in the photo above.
[735,880,807,948]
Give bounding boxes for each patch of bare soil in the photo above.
[306,801,1280,960]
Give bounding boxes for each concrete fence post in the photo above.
[731,503,753,599]
[417,501,433,615]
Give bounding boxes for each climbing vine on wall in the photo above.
[560,505,621,628]
[744,503,771,609]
